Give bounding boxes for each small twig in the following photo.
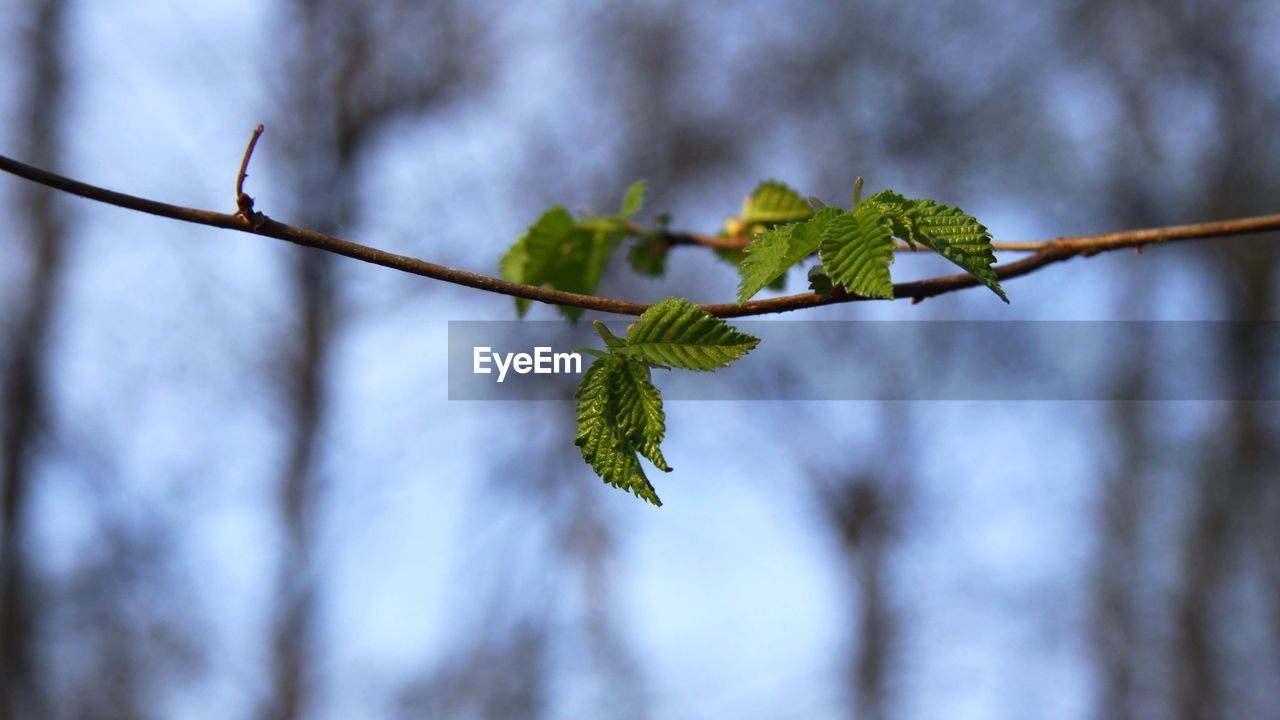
[1,150,1278,318]
[234,124,265,224]
[626,224,746,251]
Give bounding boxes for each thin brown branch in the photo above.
[235,124,265,200]
[234,124,265,222]
[983,240,1054,252]
[642,226,749,251]
[2,151,1279,318]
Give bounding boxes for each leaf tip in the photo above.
[621,179,646,217]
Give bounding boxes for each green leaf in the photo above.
[808,264,834,297]
[715,247,783,289]
[626,235,668,277]
[499,206,575,318]
[575,298,757,504]
[862,191,1008,301]
[593,321,627,350]
[714,246,746,267]
[784,206,843,268]
[610,358,669,471]
[863,189,916,248]
[740,180,813,227]
[902,200,1008,302]
[574,354,665,506]
[625,297,760,371]
[550,231,616,322]
[501,205,619,322]
[736,224,794,303]
[516,206,576,278]
[498,236,533,317]
[736,206,843,303]
[818,203,896,299]
[620,179,646,217]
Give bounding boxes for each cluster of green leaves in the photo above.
[499,180,648,321]
[735,180,1008,304]
[500,177,1006,505]
[574,298,759,505]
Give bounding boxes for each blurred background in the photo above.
[2,1,1279,718]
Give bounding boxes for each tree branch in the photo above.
[234,123,265,220]
[2,151,1279,318]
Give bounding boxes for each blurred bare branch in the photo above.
[255,2,490,718]
[400,404,647,720]
[1,0,68,716]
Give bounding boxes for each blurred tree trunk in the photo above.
[259,2,481,717]
[1092,403,1147,720]
[1092,354,1151,720]
[1173,257,1277,720]
[261,66,346,720]
[1170,19,1278,719]
[1,0,67,717]
[1053,2,1280,715]
[399,404,647,720]
[1088,161,1162,720]
[263,243,336,720]
[811,405,909,720]
[826,479,893,720]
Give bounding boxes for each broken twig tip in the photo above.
[234,124,267,222]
